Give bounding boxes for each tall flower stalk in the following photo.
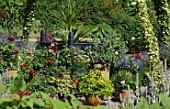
[137,0,162,91]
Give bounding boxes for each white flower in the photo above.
[120,80,125,84]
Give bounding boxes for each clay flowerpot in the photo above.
[6,68,18,78]
[85,94,102,106]
[93,63,110,80]
[0,59,3,64]
[120,90,125,101]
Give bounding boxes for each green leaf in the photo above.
[136,97,149,109]
[13,75,26,92]
[0,83,7,94]
[11,94,20,101]
[150,103,162,109]
[0,98,14,105]
[32,98,45,107]
[53,100,70,109]
[159,94,170,109]
[80,105,92,109]
[122,104,135,109]
[25,99,34,109]
[95,105,106,109]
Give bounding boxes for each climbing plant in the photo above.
[153,0,170,45]
[22,0,36,41]
[137,0,162,91]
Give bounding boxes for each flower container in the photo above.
[0,59,3,64]
[6,68,18,78]
[85,94,102,106]
[93,63,110,80]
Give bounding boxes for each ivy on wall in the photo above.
[153,0,170,45]
[22,0,36,41]
[137,0,162,91]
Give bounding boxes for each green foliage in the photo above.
[153,0,170,45]
[0,0,26,35]
[138,67,150,87]
[85,30,127,67]
[0,74,106,109]
[122,94,170,109]
[11,74,27,92]
[79,70,114,96]
[22,0,36,41]
[0,41,19,73]
[111,69,136,90]
[109,6,146,51]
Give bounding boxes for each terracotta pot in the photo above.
[120,90,125,101]
[86,94,102,106]
[93,63,110,80]
[0,59,3,64]
[6,68,18,78]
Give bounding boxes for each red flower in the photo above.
[7,19,11,22]
[29,70,37,75]
[47,58,55,63]
[130,50,136,54]
[54,72,60,76]
[135,54,141,59]
[26,52,31,56]
[120,77,125,84]
[52,45,58,52]
[16,91,32,100]
[21,64,29,69]
[8,37,15,42]
[74,79,80,83]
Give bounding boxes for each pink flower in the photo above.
[51,43,55,47]
[49,49,54,53]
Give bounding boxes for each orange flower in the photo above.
[74,79,80,83]
[83,39,88,42]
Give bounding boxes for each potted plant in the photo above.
[86,31,127,79]
[110,69,136,100]
[78,70,114,106]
